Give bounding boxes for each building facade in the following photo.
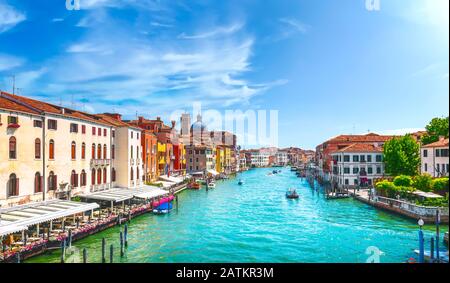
[421,137,449,177]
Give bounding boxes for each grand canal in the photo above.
[27,168,448,263]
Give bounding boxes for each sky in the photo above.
[0,0,448,149]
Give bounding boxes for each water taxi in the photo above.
[286,188,299,199]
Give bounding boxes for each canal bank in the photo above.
[27,168,448,263]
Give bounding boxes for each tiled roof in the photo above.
[422,138,449,148]
[333,143,383,153]
[95,114,142,130]
[326,133,393,144]
[0,91,112,126]
[0,95,41,115]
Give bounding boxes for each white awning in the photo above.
[79,188,136,202]
[133,186,168,199]
[207,169,219,176]
[0,200,99,237]
[159,175,184,184]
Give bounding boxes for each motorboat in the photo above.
[286,188,299,199]
[272,170,278,174]
[207,181,216,189]
[153,202,173,214]
[238,179,244,185]
[188,182,201,190]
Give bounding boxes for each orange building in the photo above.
[141,130,158,182]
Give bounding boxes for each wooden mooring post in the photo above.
[101,238,106,263]
[110,244,114,263]
[83,248,87,263]
[124,224,128,247]
[60,239,66,263]
[120,231,124,257]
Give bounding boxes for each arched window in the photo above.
[130,167,134,181]
[71,141,76,160]
[112,168,116,182]
[9,136,17,159]
[35,172,43,193]
[35,138,41,159]
[103,168,107,184]
[92,143,96,159]
[103,144,107,159]
[111,145,115,159]
[91,168,96,185]
[97,144,102,160]
[7,173,19,197]
[48,171,57,191]
[80,170,86,187]
[71,170,78,188]
[97,168,102,184]
[49,139,55,160]
[81,143,86,159]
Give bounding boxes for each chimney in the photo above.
[439,136,445,141]
[156,117,161,121]
[61,108,65,115]
[104,113,122,121]
[138,116,144,124]
[171,120,176,128]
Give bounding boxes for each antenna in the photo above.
[10,75,15,94]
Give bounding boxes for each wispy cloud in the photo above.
[279,18,309,34]
[0,53,24,71]
[0,2,26,33]
[178,22,244,39]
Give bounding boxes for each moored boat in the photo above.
[188,182,201,190]
[238,179,244,185]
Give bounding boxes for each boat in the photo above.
[153,202,173,214]
[286,188,299,199]
[290,167,297,171]
[238,179,244,185]
[278,170,281,173]
[152,195,175,207]
[272,170,278,174]
[207,181,216,189]
[188,182,201,190]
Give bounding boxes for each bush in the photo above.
[413,174,433,192]
[393,175,413,187]
[432,178,449,194]
[397,186,416,200]
[417,193,449,207]
[375,180,397,198]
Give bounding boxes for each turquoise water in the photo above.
[27,168,448,263]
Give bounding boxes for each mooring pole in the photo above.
[61,239,66,263]
[101,238,106,263]
[83,248,87,263]
[435,210,440,263]
[68,229,72,248]
[430,237,435,263]
[110,244,114,263]
[124,224,128,247]
[120,231,124,257]
[418,228,425,263]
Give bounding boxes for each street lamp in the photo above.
[418,218,425,263]
[418,218,424,229]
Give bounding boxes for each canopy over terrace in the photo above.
[159,175,184,184]
[0,200,99,237]
[207,169,220,176]
[79,187,169,203]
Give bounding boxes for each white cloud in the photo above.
[52,18,64,22]
[376,128,425,136]
[178,22,244,39]
[0,2,26,33]
[279,18,309,34]
[0,53,23,71]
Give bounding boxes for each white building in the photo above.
[421,137,449,177]
[250,151,270,167]
[330,143,385,188]
[275,151,289,166]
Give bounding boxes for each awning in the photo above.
[80,188,135,202]
[0,200,99,237]
[133,186,169,199]
[159,175,184,184]
[207,169,219,176]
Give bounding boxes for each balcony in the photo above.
[90,159,111,167]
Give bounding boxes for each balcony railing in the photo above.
[90,159,111,166]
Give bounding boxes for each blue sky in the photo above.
[0,0,448,149]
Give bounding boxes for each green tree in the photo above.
[421,117,449,145]
[383,135,420,176]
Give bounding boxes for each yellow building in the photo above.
[215,146,225,173]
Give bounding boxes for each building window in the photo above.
[70,123,78,133]
[92,143,96,159]
[97,168,102,185]
[91,169,96,185]
[81,170,87,187]
[98,128,101,136]
[112,168,116,182]
[376,166,382,174]
[7,173,19,197]
[353,167,359,174]
[130,167,134,181]
[82,125,86,134]
[343,155,350,162]
[71,141,76,160]
[353,155,359,162]
[48,171,57,191]
[48,119,57,130]
[442,149,449,157]
[103,144,107,159]
[104,129,107,136]
[71,170,78,188]
[103,168,107,184]
[423,150,428,158]
[131,132,134,139]
[9,136,17,159]
[97,144,102,160]
[376,155,382,162]
[424,163,428,172]
[368,167,373,174]
[92,127,96,135]
[111,145,115,159]
[112,130,115,138]
[436,149,440,157]
[81,143,86,159]
[360,155,365,162]
[8,116,18,124]
[367,155,372,162]
[34,172,43,193]
[35,138,41,159]
[136,167,139,180]
[49,139,55,160]
[131,146,133,159]
[344,167,350,174]
[33,120,43,128]
[137,133,139,140]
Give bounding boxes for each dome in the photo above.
[190,114,208,133]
